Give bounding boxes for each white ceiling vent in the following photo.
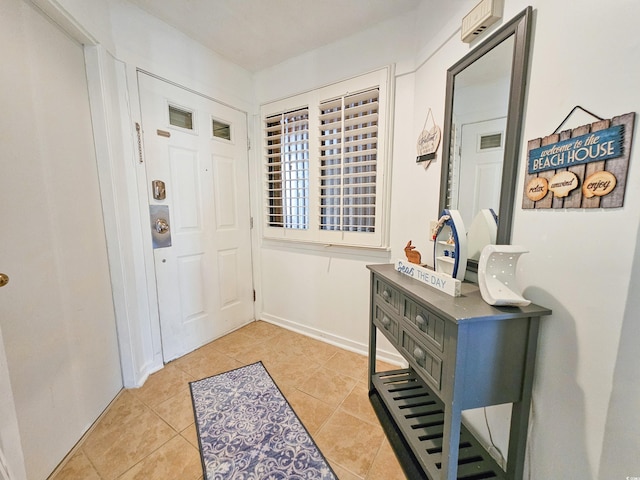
[461,0,504,43]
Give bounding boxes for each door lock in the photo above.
[152,180,166,200]
[149,205,172,249]
[0,273,8,288]
[155,218,170,234]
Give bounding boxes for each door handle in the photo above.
[0,273,9,288]
[155,218,170,234]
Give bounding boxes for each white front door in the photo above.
[138,73,254,362]
[458,117,506,227]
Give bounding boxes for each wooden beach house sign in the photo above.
[522,112,635,209]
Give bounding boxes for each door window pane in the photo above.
[169,105,193,130]
[212,119,231,140]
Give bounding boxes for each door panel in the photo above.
[214,155,238,228]
[218,249,240,307]
[138,73,254,362]
[458,117,506,227]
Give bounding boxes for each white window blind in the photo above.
[261,67,391,248]
[319,89,379,233]
[265,108,310,229]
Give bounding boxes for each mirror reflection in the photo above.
[439,7,533,274]
[450,36,513,259]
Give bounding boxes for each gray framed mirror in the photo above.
[439,6,533,275]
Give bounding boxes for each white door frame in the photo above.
[0,325,27,480]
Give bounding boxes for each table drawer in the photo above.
[401,328,442,391]
[373,276,400,313]
[373,303,400,343]
[403,297,445,352]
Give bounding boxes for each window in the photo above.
[265,108,309,229]
[261,68,391,248]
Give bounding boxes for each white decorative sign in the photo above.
[394,259,461,297]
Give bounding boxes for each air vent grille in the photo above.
[461,0,504,43]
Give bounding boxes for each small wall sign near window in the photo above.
[416,108,441,167]
[522,109,635,209]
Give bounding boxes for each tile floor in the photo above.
[49,321,406,480]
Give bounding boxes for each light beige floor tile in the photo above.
[238,320,283,340]
[376,359,402,372]
[315,410,384,478]
[152,386,196,432]
[329,460,364,480]
[299,368,358,408]
[50,450,101,480]
[324,349,369,380]
[90,390,147,433]
[297,336,342,364]
[129,363,194,408]
[267,358,322,389]
[174,347,243,381]
[340,381,379,426]
[234,340,292,367]
[268,329,311,357]
[83,403,176,480]
[117,435,202,480]
[366,437,406,480]
[180,423,199,449]
[286,388,335,435]
[207,330,264,358]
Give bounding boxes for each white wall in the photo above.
[0,2,122,478]
[509,1,640,478]
[254,0,640,478]
[412,1,640,477]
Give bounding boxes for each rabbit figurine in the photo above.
[404,240,422,265]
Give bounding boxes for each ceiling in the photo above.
[124,0,429,72]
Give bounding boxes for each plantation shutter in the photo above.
[265,108,310,229]
[319,88,379,233]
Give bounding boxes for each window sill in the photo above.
[260,237,391,260]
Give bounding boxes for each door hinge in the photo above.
[253,289,256,302]
[247,137,251,150]
[250,217,254,229]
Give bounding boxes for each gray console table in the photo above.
[367,264,551,480]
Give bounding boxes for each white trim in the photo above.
[0,327,27,480]
[260,314,406,367]
[85,46,164,387]
[28,0,97,45]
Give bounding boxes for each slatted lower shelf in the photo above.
[370,368,507,480]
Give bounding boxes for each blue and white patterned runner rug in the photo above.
[190,362,337,480]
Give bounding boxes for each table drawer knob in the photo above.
[416,314,428,330]
[381,315,391,328]
[382,289,390,302]
[413,347,425,360]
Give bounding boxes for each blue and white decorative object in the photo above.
[478,244,531,306]
[432,209,467,281]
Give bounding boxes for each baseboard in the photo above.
[259,313,406,366]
